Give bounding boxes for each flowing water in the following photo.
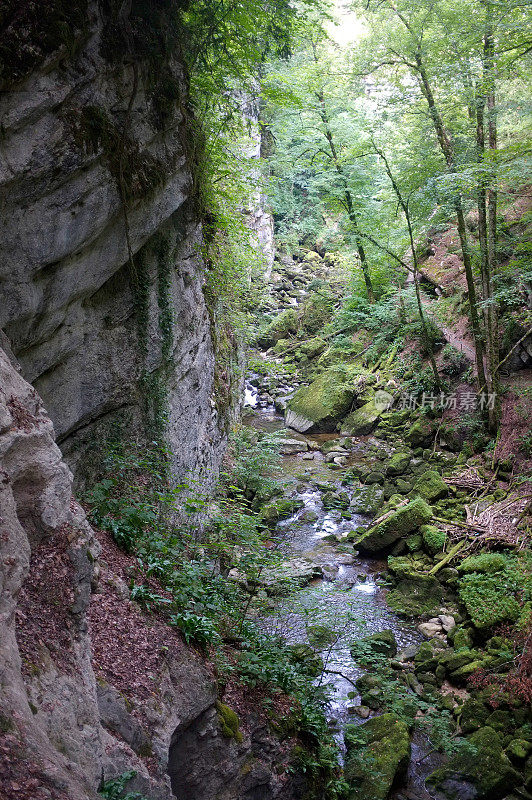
[244,402,443,799]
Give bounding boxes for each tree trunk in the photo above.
[415,52,488,392]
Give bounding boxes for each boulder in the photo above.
[342,401,382,436]
[260,497,303,525]
[256,309,298,349]
[285,367,358,433]
[355,498,433,553]
[344,714,411,800]
[351,630,398,665]
[386,452,412,476]
[426,726,521,800]
[307,624,336,648]
[405,417,434,446]
[412,470,449,502]
[458,573,520,630]
[420,524,447,554]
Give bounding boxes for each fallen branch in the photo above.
[428,539,466,575]
[323,669,358,688]
[496,324,532,374]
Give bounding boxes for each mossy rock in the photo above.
[299,337,327,358]
[307,624,336,648]
[350,485,385,515]
[386,452,412,476]
[299,292,334,334]
[458,553,509,575]
[405,418,434,447]
[342,400,383,436]
[355,498,433,554]
[285,366,357,433]
[412,470,449,502]
[286,644,323,677]
[506,738,532,763]
[256,309,299,348]
[344,714,411,800]
[426,726,521,800]
[387,573,445,617]
[396,478,413,495]
[216,701,243,743]
[460,698,490,734]
[350,629,398,665]
[420,524,447,554]
[458,573,520,630]
[355,674,386,710]
[260,496,303,525]
[406,533,423,552]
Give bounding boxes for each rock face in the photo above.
[0,0,233,492]
[0,347,303,799]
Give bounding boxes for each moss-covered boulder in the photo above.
[386,452,412,476]
[285,367,357,433]
[344,714,411,800]
[421,524,447,554]
[355,498,433,553]
[341,400,383,436]
[299,292,334,334]
[260,496,303,525]
[256,308,298,349]
[427,726,521,800]
[458,573,520,630]
[307,624,336,648]
[299,337,327,359]
[387,573,445,617]
[350,629,398,665]
[458,553,509,575]
[405,417,434,447]
[286,643,324,677]
[412,470,449,502]
[350,485,385,516]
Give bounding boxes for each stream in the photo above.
[244,387,443,800]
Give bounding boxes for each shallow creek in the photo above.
[244,400,442,799]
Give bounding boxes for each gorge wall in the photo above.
[0,0,233,490]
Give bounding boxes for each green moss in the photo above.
[420,524,447,554]
[350,629,398,665]
[286,366,358,431]
[458,553,509,575]
[216,701,243,743]
[356,498,433,553]
[458,573,520,630]
[344,714,411,800]
[386,452,412,476]
[307,624,336,648]
[412,470,449,502]
[427,726,521,799]
[342,400,383,436]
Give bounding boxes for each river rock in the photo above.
[341,400,383,436]
[418,621,444,639]
[426,726,521,800]
[412,470,449,502]
[285,366,358,432]
[344,714,411,800]
[355,498,433,553]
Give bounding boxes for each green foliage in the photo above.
[99,771,147,800]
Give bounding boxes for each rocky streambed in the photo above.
[243,402,448,799]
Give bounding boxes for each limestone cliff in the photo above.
[0,0,232,491]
